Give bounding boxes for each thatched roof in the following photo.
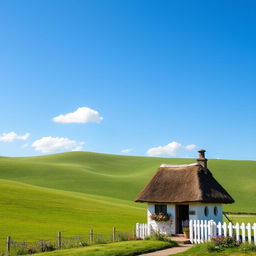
[135,163,234,204]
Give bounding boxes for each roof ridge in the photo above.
[160,163,199,168]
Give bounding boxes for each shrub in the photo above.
[206,242,222,252]
[62,236,88,249]
[38,241,55,252]
[93,234,109,244]
[207,235,240,252]
[145,231,170,242]
[116,232,131,242]
[13,241,56,255]
[239,243,256,252]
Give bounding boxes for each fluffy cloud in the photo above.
[53,107,103,124]
[121,148,133,153]
[146,141,196,157]
[32,136,84,153]
[0,132,30,142]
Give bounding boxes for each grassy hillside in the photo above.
[0,151,255,242]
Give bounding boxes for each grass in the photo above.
[0,179,144,243]
[0,151,255,243]
[176,243,256,256]
[23,240,174,256]
[225,215,256,224]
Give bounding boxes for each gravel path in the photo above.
[139,244,192,256]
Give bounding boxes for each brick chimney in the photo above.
[197,149,208,168]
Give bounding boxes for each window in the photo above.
[155,205,167,214]
[214,206,218,216]
[204,206,209,217]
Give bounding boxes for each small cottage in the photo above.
[135,150,234,235]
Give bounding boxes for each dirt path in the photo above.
[139,244,192,256]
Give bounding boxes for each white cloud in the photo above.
[53,107,103,124]
[121,148,133,154]
[146,141,196,157]
[0,132,30,142]
[32,136,84,153]
[184,144,196,150]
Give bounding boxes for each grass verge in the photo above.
[176,243,256,256]
[24,240,175,256]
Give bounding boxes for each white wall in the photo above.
[147,203,176,235]
[147,203,223,235]
[189,203,222,223]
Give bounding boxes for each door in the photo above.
[176,205,189,234]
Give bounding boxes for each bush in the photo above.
[239,243,256,252]
[207,235,240,252]
[11,240,56,255]
[116,232,131,242]
[206,242,222,252]
[145,231,170,242]
[38,241,55,252]
[62,236,88,249]
[93,234,110,244]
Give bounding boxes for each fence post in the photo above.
[228,222,233,237]
[196,220,200,243]
[112,226,116,242]
[235,223,240,241]
[200,220,204,242]
[247,223,252,244]
[189,220,193,243]
[204,220,207,242]
[217,222,222,236]
[90,228,93,244]
[207,221,211,241]
[223,222,227,237]
[194,220,197,243]
[57,232,61,249]
[6,236,11,255]
[241,223,246,243]
[136,223,139,239]
[252,223,256,245]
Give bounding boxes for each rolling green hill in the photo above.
[0,151,255,242]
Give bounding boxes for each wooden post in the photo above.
[57,232,62,249]
[112,226,116,242]
[6,236,11,255]
[90,229,93,244]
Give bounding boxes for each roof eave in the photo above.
[135,199,235,204]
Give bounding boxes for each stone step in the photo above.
[170,236,191,244]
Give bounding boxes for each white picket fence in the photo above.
[136,220,256,244]
[136,223,149,239]
[190,220,256,244]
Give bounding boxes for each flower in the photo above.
[150,213,170,222]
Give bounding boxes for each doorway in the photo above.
[176,205,189,234]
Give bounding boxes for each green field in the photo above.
[0,151,255,243]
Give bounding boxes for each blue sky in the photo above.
[0,0,256,160]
